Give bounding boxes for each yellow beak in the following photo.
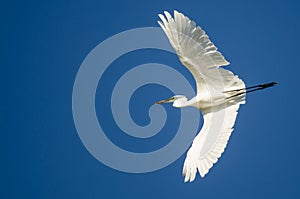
[155,97,173,104]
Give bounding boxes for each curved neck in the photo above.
[173,96,199,108]
[173,96,189,108]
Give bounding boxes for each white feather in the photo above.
[158,10,246,182]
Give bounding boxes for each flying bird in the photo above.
[156,10,277,182]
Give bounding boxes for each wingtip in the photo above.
[163,10,170,16]
[157,20,163,27]
[158,13,164,19]
[164,11,173,21]
[158,13,168,24]
[184,174,189,183]
[200,172,206,178]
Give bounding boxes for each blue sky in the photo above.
[2,0,300,198]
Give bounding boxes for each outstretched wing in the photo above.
[158,10,245,95]
[158,11,246,181]
[182,104,241,182]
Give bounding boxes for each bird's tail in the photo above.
[224,82,278,99]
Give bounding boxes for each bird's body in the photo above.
[156,10,276,182]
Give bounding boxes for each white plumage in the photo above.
[156,10,246,182]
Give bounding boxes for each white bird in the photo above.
[156,10,277,182]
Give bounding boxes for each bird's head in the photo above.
[155,95,187,107]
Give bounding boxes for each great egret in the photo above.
[156,10,277,182]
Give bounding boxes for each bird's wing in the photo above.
[182,103,241,182]
[158,11,246,181]
[158,10,245,95]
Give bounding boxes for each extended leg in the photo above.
[225,82,278,99]
[224,82,278,93]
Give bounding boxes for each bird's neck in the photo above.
[173,97,192,108]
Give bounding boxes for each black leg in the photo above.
[224,82,278,93]
[225,82,278,100]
